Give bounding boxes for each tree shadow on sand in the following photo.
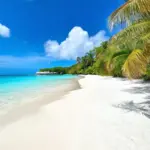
[114,81,150,119]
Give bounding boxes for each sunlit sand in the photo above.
[0,75,150,150]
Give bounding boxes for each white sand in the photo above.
[0,75,150,150]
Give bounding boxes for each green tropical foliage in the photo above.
[109,0,150,78]
[40,0,150,80]
[122,49,148,78]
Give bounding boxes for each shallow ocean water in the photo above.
[0,75,77,111]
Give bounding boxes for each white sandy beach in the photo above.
[0,75,150,150]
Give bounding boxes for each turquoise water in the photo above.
[0,75,77,110]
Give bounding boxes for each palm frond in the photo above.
[122,49,148,78]
[143,41,150,61]
[111,53,129,76]
[109,0,150,30]
[141,33,150,43]
[112,49,131,58]
[110,20,150,44]
[106,50,131,73]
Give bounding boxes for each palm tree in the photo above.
[86,50,95,66]
[76,57,81,64]
[109,0,150,78]
[81,56,88,69]
[122,49,148,78]
[109,0,150,30]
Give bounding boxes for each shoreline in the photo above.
[0,76,82,128]
[0,75,150,150]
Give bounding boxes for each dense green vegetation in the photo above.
[40,0,150,80]
[40,67,69,74]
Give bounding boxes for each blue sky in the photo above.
[0,0,124,74]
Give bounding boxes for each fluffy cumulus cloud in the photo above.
[0,24,10,38]
[44,26,109,60]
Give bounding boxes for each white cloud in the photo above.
[0,24,10,38]
[44,26,109,60]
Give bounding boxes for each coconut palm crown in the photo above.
[108,0,150,78]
